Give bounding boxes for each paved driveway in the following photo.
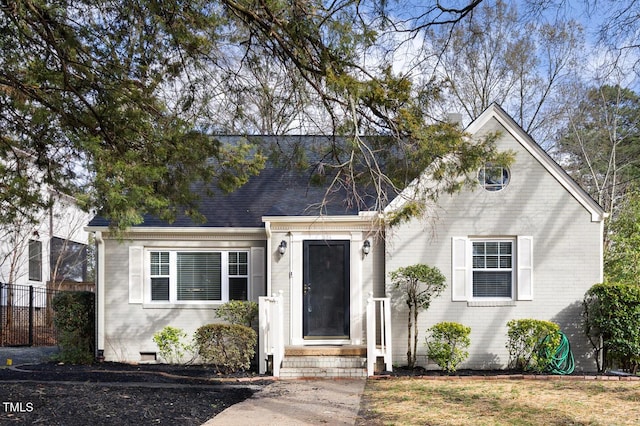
[0,346,59,366]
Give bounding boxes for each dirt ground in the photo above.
[0,362,270,425]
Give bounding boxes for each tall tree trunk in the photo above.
[413,306,419,369]
[407,304,413,368]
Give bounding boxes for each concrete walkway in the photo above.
[203,379,366,426]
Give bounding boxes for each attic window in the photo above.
[478,164,510,191]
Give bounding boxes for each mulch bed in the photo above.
[0,362,272,425]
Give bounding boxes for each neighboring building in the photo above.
[0,190,92,307]
[86,104,605,374]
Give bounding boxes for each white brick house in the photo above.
[87,104,605,375]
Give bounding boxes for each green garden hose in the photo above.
[539,331,575,375]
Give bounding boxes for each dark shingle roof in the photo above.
[87,166,368,228]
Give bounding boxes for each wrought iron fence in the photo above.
[0,282,61,347]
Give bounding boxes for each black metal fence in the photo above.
[0,282,61,347]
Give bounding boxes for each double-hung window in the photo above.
[472,240,513,298]
[149,250,249,303]
[150,252,170,301]
[452,236,533,302]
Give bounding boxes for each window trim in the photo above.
[145,249,250,304]
[28,239,42,282]
[50,236,88,282]
[470,238,515,301]
[451,236,533,303]
[478,164,510,192]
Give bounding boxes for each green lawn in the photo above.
[359,377,640,425]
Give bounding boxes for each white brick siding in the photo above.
[387,116,602,372]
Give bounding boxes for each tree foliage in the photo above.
[52,290,95,364]
[0,0,506,229]
[425,0,583,142]
[583,282,640,373]
[390,264,446,368]
[556,85,640,222]
[605,189,640,284]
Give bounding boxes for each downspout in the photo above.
[264,221,272,296]
[94,231,105,360]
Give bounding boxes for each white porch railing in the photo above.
[366,294,393,376]
[258,292,284,376]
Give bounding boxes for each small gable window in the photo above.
[479,164,510,191]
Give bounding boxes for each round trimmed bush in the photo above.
[194,323,256,373]
[426,322,471,373]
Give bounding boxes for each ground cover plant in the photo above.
[357,378,640,425]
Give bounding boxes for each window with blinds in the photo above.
[472,241,513,298]
[148,250,248,303]
[177,252,222,301]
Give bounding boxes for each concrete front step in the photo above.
[284,345,367,357]
[279,345,368,378]
[282,355,366,369]
[279,366,367,378]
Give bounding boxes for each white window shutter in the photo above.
[451,237,469,301]
[129,246,144,304]
[250,247,265,302]
[517,236,533,300]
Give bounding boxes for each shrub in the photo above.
[52,291,95,364]
[506,319,560,372]
[152,326,193,364]
[194,323,257,373]
[583,282,640,373]
[426,322,471,373]
[215,301,258,327]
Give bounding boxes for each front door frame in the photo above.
[302,240,350,339]
[289,231,364,346]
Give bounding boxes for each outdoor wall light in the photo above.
[278,240,287,255]
[362,240,371,255]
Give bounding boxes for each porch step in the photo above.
[279,346,368,378]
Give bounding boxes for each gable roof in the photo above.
[467,104,605,222]
[386,104,606,222]
[88,105,606,229]
[87,165,366,229]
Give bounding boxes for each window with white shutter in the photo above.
[146,250,249,303]
[472,240,513,299]
[451,236,533,302]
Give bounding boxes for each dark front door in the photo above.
[303,240,350,339]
